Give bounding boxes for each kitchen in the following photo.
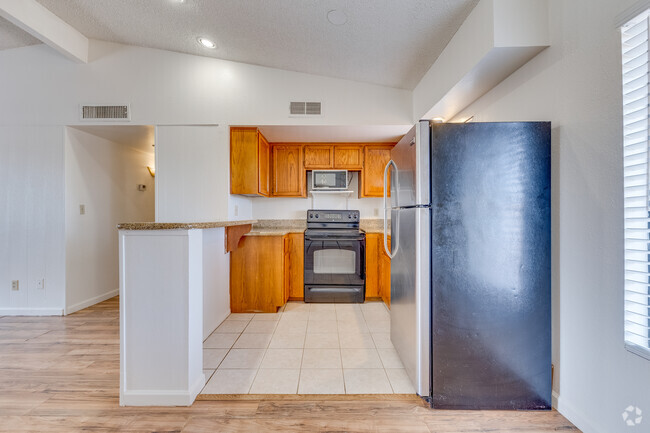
[119,119,551,406]
[1,0,644,431]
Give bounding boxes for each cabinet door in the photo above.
[361,145,393,197]
[286,233,304,299]
[334,146,363,169]
[365,234,380,299]
[258,132,270,196]
[230,236,285,313]
[230,127,260,195]
[272,145,305,197]
[304,146,333,169]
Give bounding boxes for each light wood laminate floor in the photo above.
[0,297,579,432]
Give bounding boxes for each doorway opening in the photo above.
[64,125,155,314]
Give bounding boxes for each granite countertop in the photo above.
[117,220,257,230]
[360,219,384,234]
[245,228,306,236]
[244,219,306,237]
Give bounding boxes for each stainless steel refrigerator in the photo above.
[384,120,551,409]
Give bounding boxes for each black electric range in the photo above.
[303,209,366,303]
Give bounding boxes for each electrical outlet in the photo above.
[36,279,44,289]
[234,205,239,217]
[373,208,379,216]
[79,204,86,215]
[11,280,19,291]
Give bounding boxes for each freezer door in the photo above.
[430,122,551,409]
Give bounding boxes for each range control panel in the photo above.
[307,209,360,223]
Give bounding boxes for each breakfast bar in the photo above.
[117,220,255,406]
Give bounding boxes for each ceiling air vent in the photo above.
[80,104,131,121]
[290,101,322,116]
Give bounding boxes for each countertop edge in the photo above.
[117,220,258,231]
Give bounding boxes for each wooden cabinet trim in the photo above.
[257,132,270,197]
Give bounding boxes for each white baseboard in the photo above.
[120,373,205,407]
[556,393,604,433]
[0,307,64,316]
[65,289,118,315]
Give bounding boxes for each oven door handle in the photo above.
[383,160,399,259]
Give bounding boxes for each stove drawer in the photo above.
[304,285,365,303]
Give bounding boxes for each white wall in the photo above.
[155,125,226,223]
[453,0,649,431]
[251,172,383,220]
[0,40,412,127]
[65,127,154,313]
[0,126,65,315]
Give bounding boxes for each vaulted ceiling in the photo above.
[0,0,478,89]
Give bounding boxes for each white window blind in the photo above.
[622,9,650,360]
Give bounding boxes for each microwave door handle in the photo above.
[383,160,398,259]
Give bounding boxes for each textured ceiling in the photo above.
[28,0,478,89]
[0,16,41,50]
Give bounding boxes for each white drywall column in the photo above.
[0,0,88,63]
[155,125,226,223]
[119,228,204,406]
[412,0,549,122]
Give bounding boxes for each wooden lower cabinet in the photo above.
[231,232,389,312]
[365,233,391,306]
[285,233,305,300]
[230,233,304,312]
[230,235,289,313]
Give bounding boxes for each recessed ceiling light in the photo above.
[197,37,216,49]
[327,9,347,26]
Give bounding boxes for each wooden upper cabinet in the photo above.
[334,146,363,169]
[272,145,305,197]
[361,145,393,197]
[230,127,270,196]
[304,146,333,169]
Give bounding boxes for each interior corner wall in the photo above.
[65,127,154,314]
[0,126,65,315]
[451,0,649,432]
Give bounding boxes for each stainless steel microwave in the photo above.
[312,170,348,190]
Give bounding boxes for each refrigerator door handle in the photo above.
[383,160,399,259]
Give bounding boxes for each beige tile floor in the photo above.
[200,301,416,395]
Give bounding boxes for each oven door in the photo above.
[304,236,365,302]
